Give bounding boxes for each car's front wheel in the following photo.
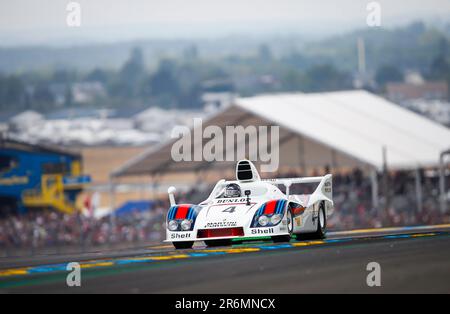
[272,208,293,243]
[173,241,194,249]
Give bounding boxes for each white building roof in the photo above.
[236,90,450,169]
[113,90,450,177]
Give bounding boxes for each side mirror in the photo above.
[245,190,251,205]
[168,186,177,206]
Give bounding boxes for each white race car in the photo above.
[166,160,333,249]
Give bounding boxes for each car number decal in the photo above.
[222,206,236,213]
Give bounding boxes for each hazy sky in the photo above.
[0,0,449,46]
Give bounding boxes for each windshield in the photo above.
[213,184,268,199]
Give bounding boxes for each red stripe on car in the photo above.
[264,200,278,215]
[175,205,190,219]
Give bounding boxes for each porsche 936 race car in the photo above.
[166,160,333,249]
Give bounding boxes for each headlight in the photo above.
[271,214,282,225]
[168,220,179,231]
[181,219,192,231]
[258,215,269,227]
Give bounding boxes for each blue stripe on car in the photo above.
[173,206,178,219]
[169,206,176,220]
[280,200,285,213]
[276,200,282,214]
[275,200,281,214]
[185,207,190,220]
[260,204,266,216]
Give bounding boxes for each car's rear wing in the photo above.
[263,174,333,208]
[262,176,326,185]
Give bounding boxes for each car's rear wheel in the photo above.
[205,239,232,247]
[173,241,194,249]
[272,208,293,243]
[313,202,327,239]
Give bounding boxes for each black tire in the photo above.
[271,208,293,243]
[173,241,194,249]
[205,239,232,247]
[313,202,327,239]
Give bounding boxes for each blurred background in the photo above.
[0,0,450,257]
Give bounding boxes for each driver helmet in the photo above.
[225,183,241,198]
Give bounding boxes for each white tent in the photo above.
[236,90,450,170]
[113,90,450,178]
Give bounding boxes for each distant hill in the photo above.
[0,40,184,73]
[0,36,306,74]
[302,22,450,73]
[0,21,448,76]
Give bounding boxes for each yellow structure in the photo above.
[22,161,90,214]
[23,175,71,214]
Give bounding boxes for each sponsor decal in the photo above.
[0,176,29,185]
[216,198,247,204]
[205,221,237,228]
[324,181,332,193]
[295,217,302,226]
[251,228,274,235]
[292,205,305,216]
[171,232,192,239]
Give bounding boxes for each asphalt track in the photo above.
[1,224,449,293]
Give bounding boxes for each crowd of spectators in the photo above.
[0,168,448,256]
[327,169,448,230]
[0,203,167,256]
